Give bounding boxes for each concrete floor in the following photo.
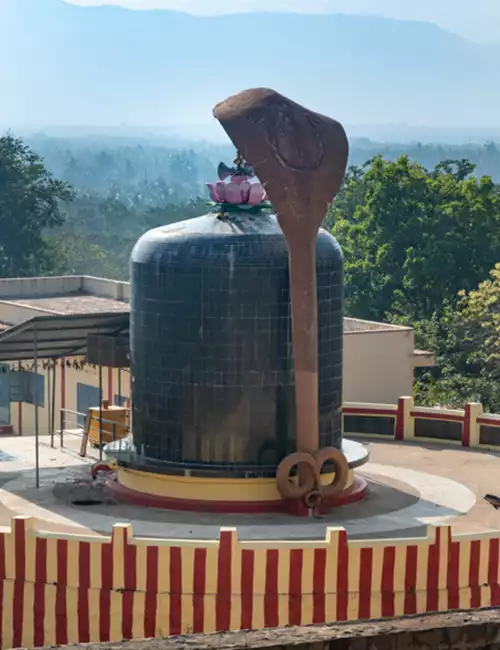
[0,435,498,540]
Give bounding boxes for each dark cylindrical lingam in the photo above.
[129,210,343,475]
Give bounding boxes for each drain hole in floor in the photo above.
[71,499,103,506]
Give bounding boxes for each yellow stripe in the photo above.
[22,581,34,649]
[301,548,315,626]
[46,538,58,585]
[181,546,195,633]
[347,546,360,620]
[370,546,384,619]
[112,525,128,591]
[156,593,170,637]
[67,540,79,588]
[325,530,340,623]
[25,532,36,584]
[118,468,282,502]
[88,587,101,642]
[156,547,170,636]
[437,528,449,611]
[4,531,14,581]
[458,540,471,610]
[230,537,242,630]
[204,548,218,632]
[44,584,56,647]
[66,585,79,644]
[109,590,123,641]
[252,549,267,629]
[478,539,490,608]
[135,544,147,592]
[393,545,406,616]
[416,542,429,614]
[90,541,102,590]
[132,591,146,639]
[277,548,290,627]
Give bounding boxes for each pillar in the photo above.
[395,396,414,441]
[462,402,483,448]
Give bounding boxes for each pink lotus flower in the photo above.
[207,176,267,206]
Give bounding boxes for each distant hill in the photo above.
[1,0,499,131]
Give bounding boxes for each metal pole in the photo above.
[34,325,40,489]
[47,360,51,446]
[117,368,122,406]
[60,408,64,449]
[99,365,103,461]
[51,360,56,448]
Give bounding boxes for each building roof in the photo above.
[7,292,129,315]
[0,312,129,362]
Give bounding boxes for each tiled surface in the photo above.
[130,213,344,468]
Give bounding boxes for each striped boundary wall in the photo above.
[2,517,500,649]
[343,396,500,449]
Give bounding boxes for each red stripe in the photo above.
[395,397,405,440]
[122,530,136,640]
[169,547,182,635]
[12,519,26,648]
[469,540,481,608]
[78,542,91,643]
[240,550,254,630]
[404,545,418,615]
[447,539,460,610]
[336,531,348,621]
[426,528,440,612]
[289,549,302,626]
[216,531,232,631]
[56,540,68,645]
[343,408,397,417]
[488,538,500,606]
[144,546,158,639]
[264,549,279,629]
[312,548,326,624]
[381,546,395,617]
[100,543,113,641]
[0,534,4,646]
[34,538,47,647]
[193,548,206,634]
[410,411,463,423]
[358,548,373,619]
[477,417,500,426]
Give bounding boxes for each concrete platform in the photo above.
[0,435,498,540]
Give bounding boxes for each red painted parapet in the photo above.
[343,398,497,449]
[1,516,500,648]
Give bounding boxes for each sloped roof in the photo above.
[0,312,129,362]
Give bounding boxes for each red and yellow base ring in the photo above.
[108,466,367,515]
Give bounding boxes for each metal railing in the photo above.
[57,408,131,460]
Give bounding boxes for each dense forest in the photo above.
[1,132,500,411]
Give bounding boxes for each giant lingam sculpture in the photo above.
[104,88,368,515]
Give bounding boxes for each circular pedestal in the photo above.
[107,439,369,515]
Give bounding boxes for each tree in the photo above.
[0,134,74,277]
[413,265,500,411]
[327,156,500,322]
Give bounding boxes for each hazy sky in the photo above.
[69,0,500,43]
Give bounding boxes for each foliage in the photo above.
[0,134,74,276]
[328,155,500,323]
